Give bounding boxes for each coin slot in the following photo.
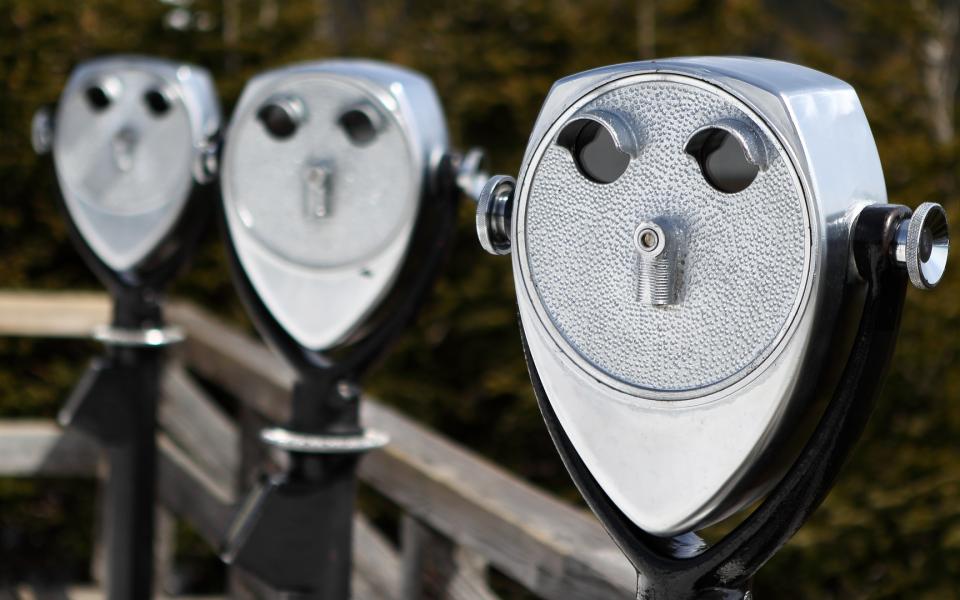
[557,118,631,184]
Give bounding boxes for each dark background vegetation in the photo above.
[1,0,958,597]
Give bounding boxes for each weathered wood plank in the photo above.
[16,584,223,599]
[160,366,238,492]
[0,420,235,546]
[159,367,400,599]
[14,583,71,600]
[401,515,500,600]
[164,302,636,599]
[0,420,100,475]
[362,402,634,599]
[167,302,293,424]
[0,290,109,339]
[0,419,402,599]
[354,513,401,600]
[0,292,636,598]
[154,506,177,597]
[157,434,235,545]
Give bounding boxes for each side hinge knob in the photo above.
[476,175,515,256]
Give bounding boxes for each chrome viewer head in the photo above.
[476,57,949,536]
[35,56,220,275]
[220,60,450,351]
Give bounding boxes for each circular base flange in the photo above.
[261,427,389,454]
[92,324,186,347]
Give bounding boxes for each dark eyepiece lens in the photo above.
[85,86,112,111]
[257,103,298,139]
[339,109,377,145]
[144,89,172,116]
[557,119,630,184]
[685,128,758,194]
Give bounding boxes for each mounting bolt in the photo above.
[455,147,488,202]
[894,202,949,289]
[31,107,54,155]
[302,163,333,219]
[194,135,219,184]
[476,175,515,255]
[634,220,682,306]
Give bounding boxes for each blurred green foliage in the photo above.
[0,0,958,597]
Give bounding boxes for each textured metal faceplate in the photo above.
[53,57,218,271]
[222,61,448,350]
[225,74,418,270]
[55,69,192,216]
[521,76,810,397]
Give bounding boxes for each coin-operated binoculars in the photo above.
[32,56,221,598]
[219,60,478,596]
[475,57,949,599]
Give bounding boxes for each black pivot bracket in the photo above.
[222,377,388,597]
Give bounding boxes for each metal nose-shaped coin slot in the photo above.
[257,95,306,140]
[111,126,139,173]
[894,202,949,289]
[556,109,641,184]
[85,77,123,112]
[303,162,333,220]
[685,119,768,194]
[634,219,682,306]
[338,103,384,146]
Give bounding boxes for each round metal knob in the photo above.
[476,175,515,255]
[31,107,53,155]
[895,202,949,289]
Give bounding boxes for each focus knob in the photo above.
[895,202,949,289]
[476,175,515,256]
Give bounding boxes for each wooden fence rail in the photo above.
[0,290,635,599]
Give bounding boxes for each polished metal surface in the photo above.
[499,57,889,535]
[260,427,389,453]
[894,201,949,289]
[92,324,185,347]
[221,60,450,350]
[522,75,809,395]
[51,56,220,271]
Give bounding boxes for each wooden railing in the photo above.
[0,291,636,599]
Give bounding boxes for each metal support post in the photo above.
[59,296,182,600]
